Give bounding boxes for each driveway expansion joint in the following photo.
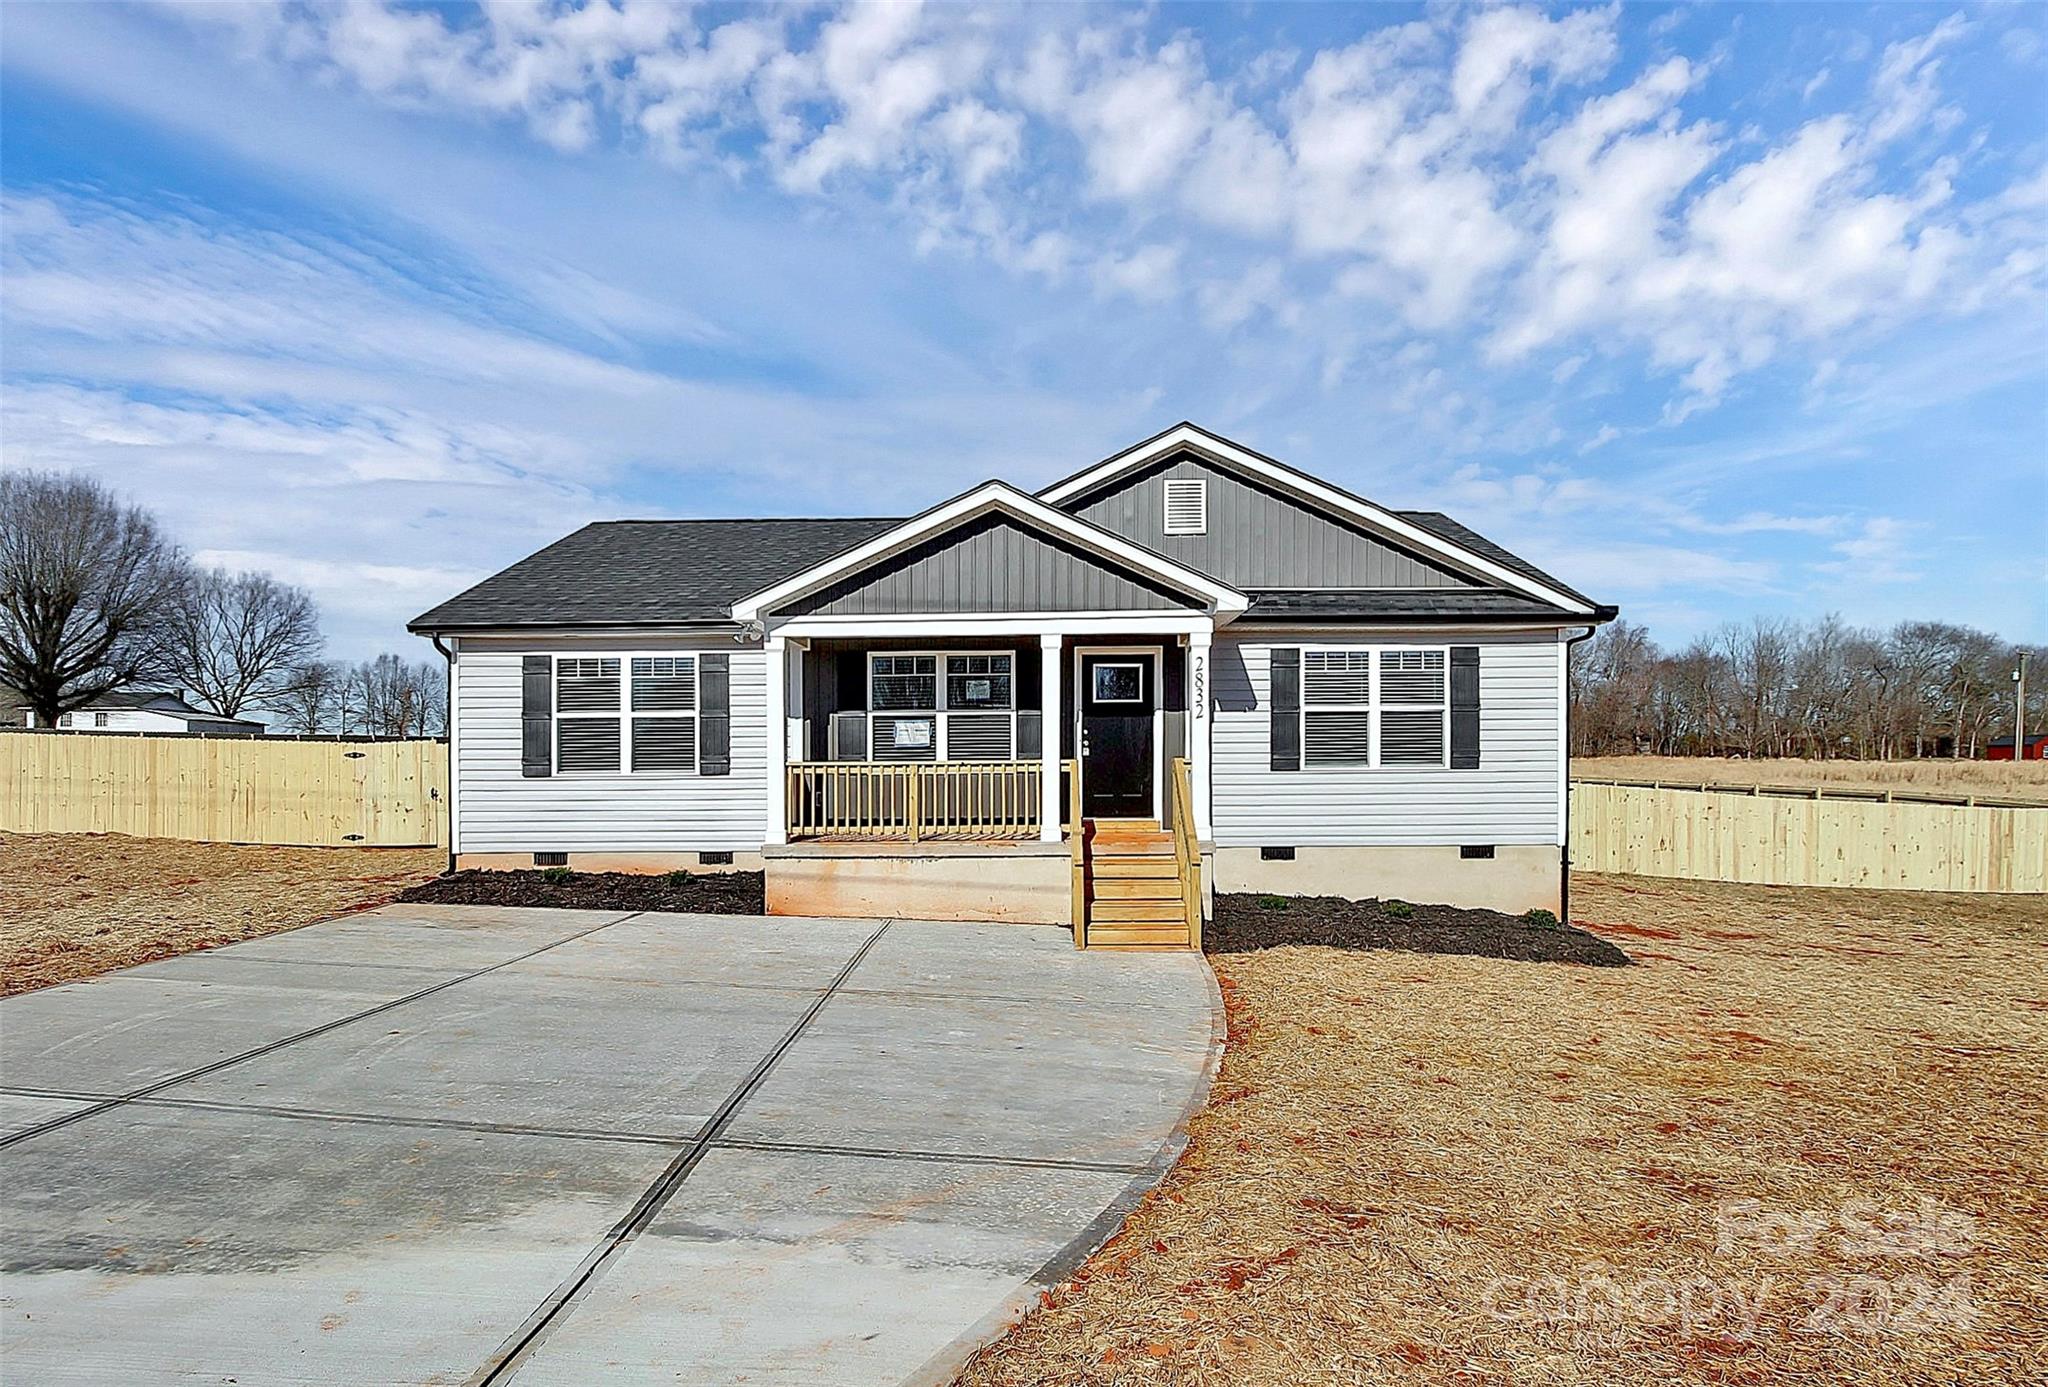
[463,920,895,1387]
[0,911,647,1153]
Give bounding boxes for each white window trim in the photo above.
[1300,645,1450,770]
[1163,477,1207,535]
[551,652,701,777]
[865,649,1019,762]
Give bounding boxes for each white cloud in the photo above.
[1580,423,1620,453]
[1094,243,1181,303]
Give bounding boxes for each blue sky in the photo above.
[2,1,2043,659]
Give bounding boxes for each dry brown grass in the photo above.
[959,875,2048,1387]
[0,832,442,995]
[1575,755,2048,799]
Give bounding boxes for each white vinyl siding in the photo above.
[452,638,766,854]
[1213,632,1562,846]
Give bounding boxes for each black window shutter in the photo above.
[699,653,730,776]
[1450,645,1481,769]
[1269,648,1301,772]
[1017,710,1043,759]
[521,656,552,778]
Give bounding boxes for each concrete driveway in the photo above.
[0,905,1220,1385]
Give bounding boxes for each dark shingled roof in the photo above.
[410,503,1602,631]
[409,517,901,630]
[1395,511,1596,608]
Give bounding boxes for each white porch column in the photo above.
[1189,625,1213,842]
[1039,631,1063,842]
[763,634,788,846]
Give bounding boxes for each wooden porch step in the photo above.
[1090,899,1187,924]
[1093,855,1179,879]
[1089,836,1173,856]
[1085,925,1191,948]
[1093,876,1183,901]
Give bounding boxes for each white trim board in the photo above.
[769,612,1217,639]
[1038,423,1595,616]
[731,481,1249,622]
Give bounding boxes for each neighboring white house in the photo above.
[19,690,266,736]
[411,423,1616,944]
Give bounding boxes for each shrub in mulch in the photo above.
[1207,892,1632,966]
[396,868,764,914]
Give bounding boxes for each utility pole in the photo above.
[2016,653,2031,761]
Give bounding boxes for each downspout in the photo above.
[429,633,455,876]
[1560,623,1600,925]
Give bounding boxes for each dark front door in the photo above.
[1080,653,1154,818]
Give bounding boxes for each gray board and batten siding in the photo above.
[1064,454,1481,591]
[772,514,1201,618]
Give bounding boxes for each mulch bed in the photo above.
[1207,892,1631,966]
[396,868,765,914]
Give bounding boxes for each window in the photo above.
[1379,650,1447,765]
[553,654,699,774]
[1092,663,1143,703]
[1299,646,1449,768]
[868,651,1017,761]
[1302,650,1371,765]
[555,657,622,772]
[630,656,696,772]
[1163,477,1207,535]
[93,712,109,728]
[870,654,938,762]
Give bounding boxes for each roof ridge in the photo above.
[587,515,903,526]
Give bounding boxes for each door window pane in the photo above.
[1093,664,1143,703]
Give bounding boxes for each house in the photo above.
[1987,734,2047,761]
[17,690,266,736]
[410,424,1616,945]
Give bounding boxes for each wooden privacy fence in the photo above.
[1,731,448,848]
[1570,781,2047,893]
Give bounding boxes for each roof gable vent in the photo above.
[1163,477,1207,535]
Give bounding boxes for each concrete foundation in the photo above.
[1211,843,1562,915]
[762,842,1073,924]
[454,850,766,874]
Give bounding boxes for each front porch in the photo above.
[760,623,1214,948]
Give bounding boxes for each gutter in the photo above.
[426,632,456,876]
[1560,622,1603,925]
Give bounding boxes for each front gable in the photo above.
[1040,423,1596,614]
[1062,452,1480,591]
[774,513,1201,617]
[732,481,1247,624]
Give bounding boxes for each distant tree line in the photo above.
[1571,617,2045,760]
[0,470,444,737]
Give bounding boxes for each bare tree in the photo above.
[343,655,447,737]
[270,659,348,735]
[163,568,324,719]
[0,471,190,728]
[1571,612,2044,761]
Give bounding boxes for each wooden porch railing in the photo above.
[787,761,1042,842]
[1167,756,1203,950]
[1067,757,1084,946]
